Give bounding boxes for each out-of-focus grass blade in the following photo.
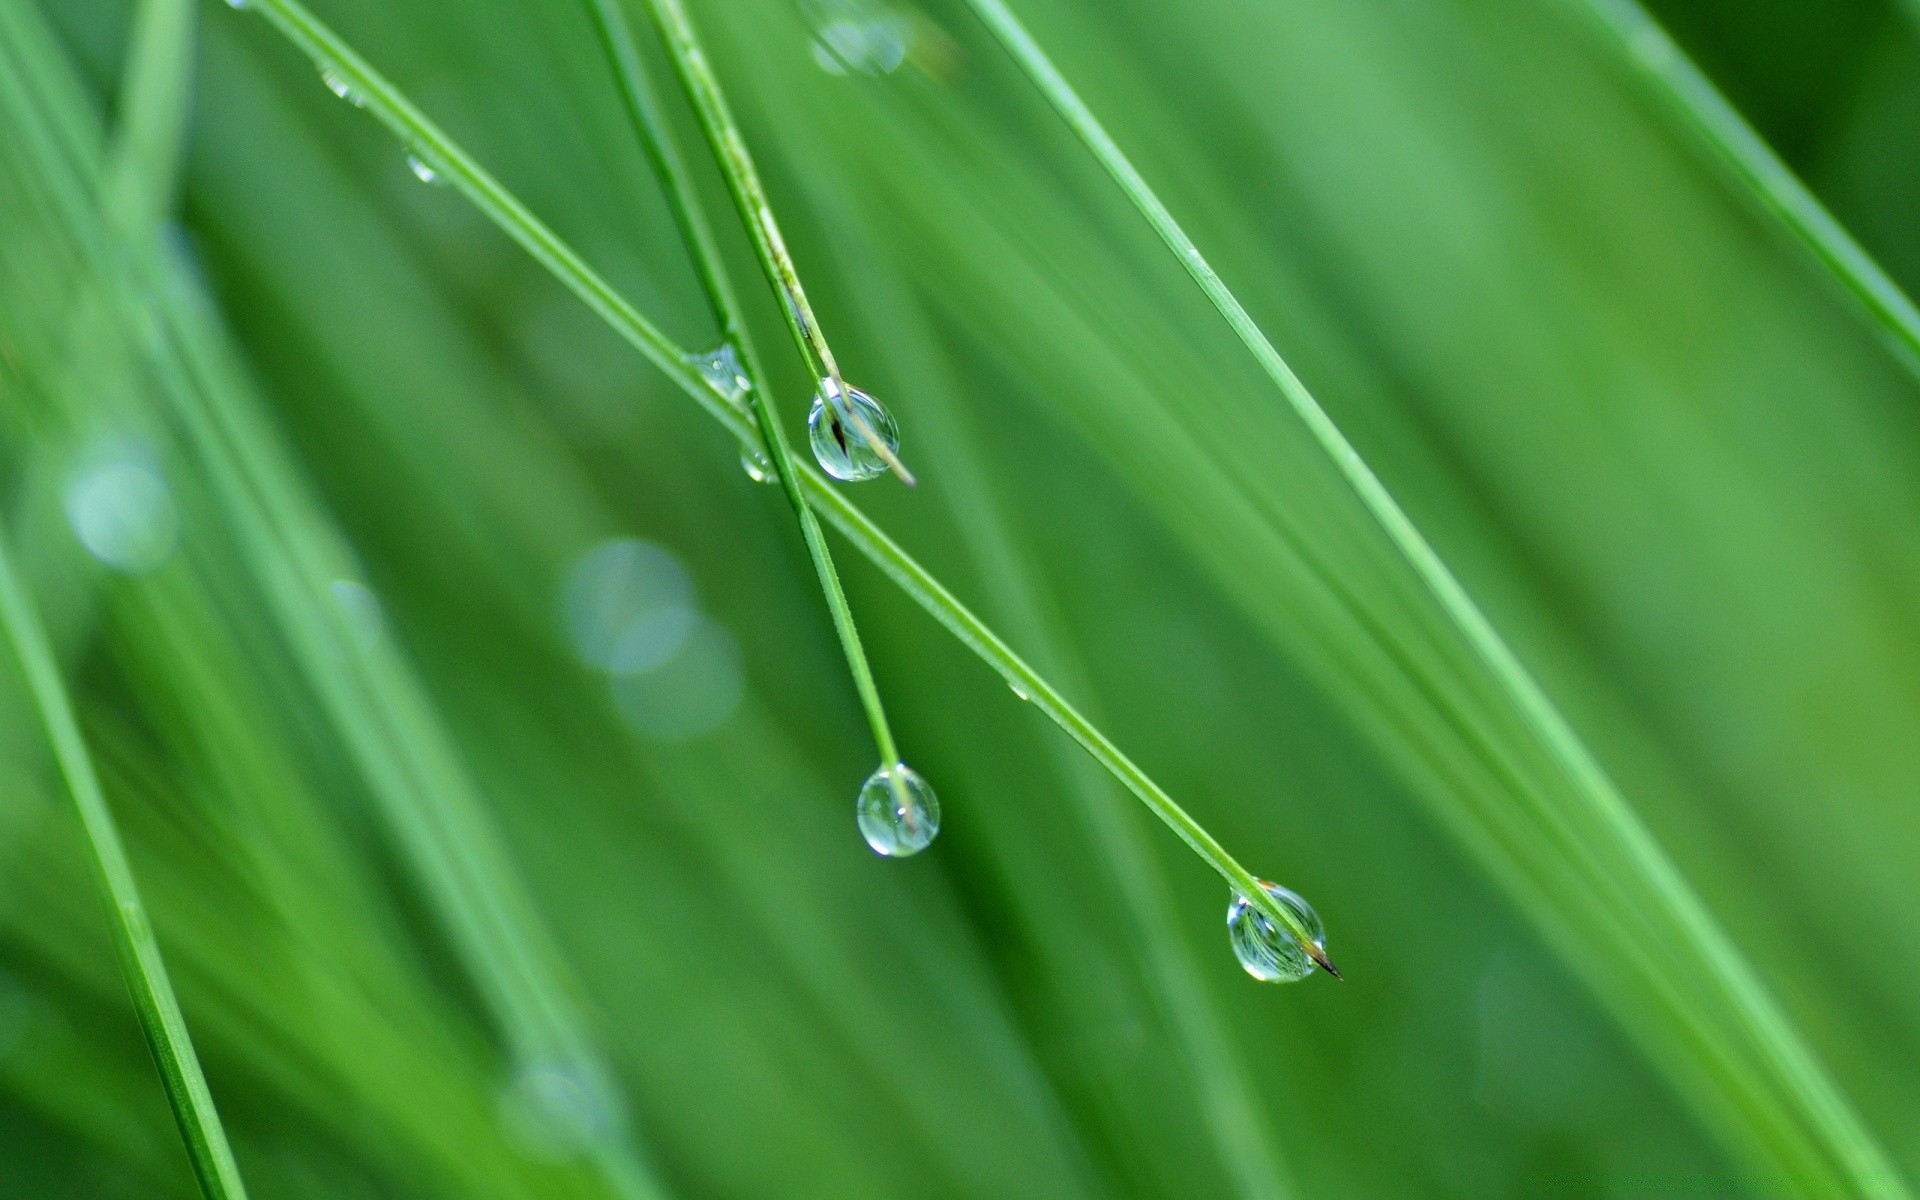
[0,531,247,1200]
[955,0,1900,1192]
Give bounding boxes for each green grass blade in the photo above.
[1567,0,1920,375]
[0,534,249,1200]
[103,0,193,239]
[237,0,1330,967]
[956,0,1903,1191]
[639,0,913,487]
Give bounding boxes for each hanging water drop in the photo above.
[808,378,899,482]
[1226,880,1327,983]
[406,151,448,186]
[855,762,939,857]
[320,66,365,107]
[740,447,776,484]
[687,345,751,407]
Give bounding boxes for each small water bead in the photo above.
[1009,681,1030,701]
[808,377,899,482]
[1226,880,1326,983]
[856,762,939,857]
[406,151,449,186]
[320,66,366,107]
[740,447,776,484]
[64,445,179,575]
[688,345,752,408]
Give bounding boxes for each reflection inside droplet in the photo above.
[562,539,698,674]
[610,616,744,741]
[64,444,180,575]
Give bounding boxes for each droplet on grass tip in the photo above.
[688,345,752,407]
[1227,880,1326,983]
[320,65,365,107]
[856,762,939,857]
[740,447,776,484]
[808,377,899,481]
[406,150,448,185]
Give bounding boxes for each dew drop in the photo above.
[687,345,751,407]
[856,762,939,857]
[808,378,899,482]
[1009,680,1030,701]
[406,150,448,186]
[810,12,910,75]
[740,447,776,484]
[320,66,366,107]
[1227,880,1326,983]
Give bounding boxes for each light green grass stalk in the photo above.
[0,535,248,1200]
[238,0,1333,968]
[1568,0,1920,376]
[956,0,1902,1192]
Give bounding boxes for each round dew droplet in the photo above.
[808,378,899,482]
[856,762,940,857]
[1226,880,1325,983]
[740,447,776,484]
[689,345,751,407]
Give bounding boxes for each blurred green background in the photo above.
[3,0,1920,1195]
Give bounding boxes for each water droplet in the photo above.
[740,446,776,484]
[320,66,365,107]
[561,539,697,674]
[856,762,939,857]
[406,150,448,186]
[1009,681,1030,701]
[808,378,899,481]
[687,345,751,407]
[64,443,179,575]
[1227,880,1325,983]
[610,617,744,740]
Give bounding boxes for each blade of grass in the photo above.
[235,0,1334,967]
[0,534,249,1200]
[637,0,914,488]
[955,0,1901,1191]
[1565,0,1920,377]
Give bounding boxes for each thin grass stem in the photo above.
[593,0,903,775]
[0,535,250,1200]
[636,0,913,487]
[236,0,1328,962]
